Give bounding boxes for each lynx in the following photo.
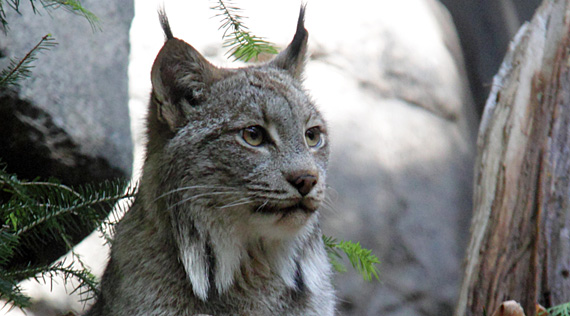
[86,7,335,316]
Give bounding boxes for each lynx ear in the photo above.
[270,6,308,79]
[151,11,224,131]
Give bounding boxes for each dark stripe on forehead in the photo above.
[242,71,299,126]
[247,69,303,102]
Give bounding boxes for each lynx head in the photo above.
[144,7,327,242]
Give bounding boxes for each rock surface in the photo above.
[0,0,134,182]
[304,1,477,315]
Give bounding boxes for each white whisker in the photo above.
[320,196,340,215]
[217,198,255,209]
[153,185,238,202]
[167,191,243,210]
[325,186,339,204]
[255,200,269,213]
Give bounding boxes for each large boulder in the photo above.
[303,1,478,314]
[0,0,133,181]
[0,0,133,268]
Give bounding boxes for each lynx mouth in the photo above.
[255,202,316,215]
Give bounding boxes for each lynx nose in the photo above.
[287,173,318,196]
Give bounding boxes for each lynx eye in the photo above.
[242,126,266,147]
[305,127,323,148]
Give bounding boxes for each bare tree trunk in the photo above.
[455,1,570,316]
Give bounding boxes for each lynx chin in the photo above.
[86,6,336,316]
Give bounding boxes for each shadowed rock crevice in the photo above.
[0,92,125,186]
[0,91,127,270]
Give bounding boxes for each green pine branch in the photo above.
[323,235,381,282]
[540,302,570,316]
[0,0,18,31]
[0,34,57,88]
[37,0,100,30]
[1,259,98,308]
[211,0,278,62]
[0,274,31,309]
[0,166,136,309]
[0,0,99,32]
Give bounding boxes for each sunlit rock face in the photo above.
[299,1,477,315]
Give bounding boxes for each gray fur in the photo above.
[86,7,335,316]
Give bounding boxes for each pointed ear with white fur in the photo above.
[270,6,308,79]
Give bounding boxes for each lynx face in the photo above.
[164,68,329,238]
[148,9,328,240]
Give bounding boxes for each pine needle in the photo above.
[544,302,570,316]
[0,166,136,309]
[0,275,31,309]
[38,0,100,31]
[322,235,381,282]
[1,259,99,308]
[211,0,278,62]
[0,0,20,31]
[1,0,99,33]
[0,34,57,88]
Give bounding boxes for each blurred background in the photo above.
[0,0,542,315]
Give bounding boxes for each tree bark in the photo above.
[455,1,570,315]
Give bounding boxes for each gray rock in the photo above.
[0,0,133,180]
[0,1,133,268]
[303,0,478,314]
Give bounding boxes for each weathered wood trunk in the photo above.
[455,1,570,315]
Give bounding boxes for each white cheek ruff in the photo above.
[174,202,327,306]
[211,230,243,295]
[179,228,209,301]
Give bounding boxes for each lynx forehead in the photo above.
[86,6,335,316]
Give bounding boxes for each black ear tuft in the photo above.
[158,8,174,41]
[269,5,308,79]
[289,5,307,61]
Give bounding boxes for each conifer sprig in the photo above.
[540,302,570,316]
[323,236,381,282]
[0,274,30,309]
[0,0,99,31]
[1,259,99,308]
[211,0,278,62]
[0,34,57,88]
[37,0,100,30]
[0,0,18,30]
[0,167,136,309]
